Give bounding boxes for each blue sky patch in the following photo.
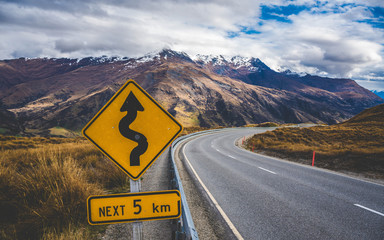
[227,26,261,38]
[260,4,308,23]
[370,7,384,19]
[365,7,384,29]
[240,26,261,35]
[355,7,384,29]
[227,31,239,38]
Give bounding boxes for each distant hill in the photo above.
[0,49,383,136]
[245,103,384,180]
[343,103,384,126]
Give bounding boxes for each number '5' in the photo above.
[133,199,142,214]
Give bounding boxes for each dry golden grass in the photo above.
[181,126,226,136]
[0,137,129,239]
[41,225,92,240]
[245,124,384,179]
[181,126,210,136]
[243,122,280,128]
[0,135,81,150]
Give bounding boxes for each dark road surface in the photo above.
[183,128,384,240]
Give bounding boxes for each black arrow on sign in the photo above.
[119,92,148,166]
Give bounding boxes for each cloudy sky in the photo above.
[1,0,384,91]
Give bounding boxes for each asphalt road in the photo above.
[183,128,384,240]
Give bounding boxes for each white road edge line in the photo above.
[183,143,245,240]
[354,204,384,217]
[228,155,236,159]
[258,167,277,175]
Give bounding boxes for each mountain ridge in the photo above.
[343,103,384,126]
[0,49,383,136]
[372,90,384,99]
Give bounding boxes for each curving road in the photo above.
[182,128,384,240]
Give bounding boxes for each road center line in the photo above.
[183,143,245,240]
[214,148,236,160]
[354,204,384,217]
[258,167,276,175]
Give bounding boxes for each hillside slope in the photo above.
[343,103,384,126]
[245,103,384,180]
[0,108,23,135]
[0,49,382,135]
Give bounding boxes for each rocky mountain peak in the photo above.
[159,48,192,61]
[133,48,193,64]
[1,49,383,136]
[193,54,269,73]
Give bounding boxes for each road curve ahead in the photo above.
[183,128,384,240]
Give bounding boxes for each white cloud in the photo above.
[0,0,384,90]
[355,80,384,92]
[235,5,384,79]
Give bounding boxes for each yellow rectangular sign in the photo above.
[87,190,181,225]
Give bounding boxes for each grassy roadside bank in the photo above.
[244,104,384,180]
[0,136,129,239]
[0,124,241,239]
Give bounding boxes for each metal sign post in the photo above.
[130,179,143,240]
[83,79,183,238]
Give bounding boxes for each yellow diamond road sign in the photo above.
[82,79,183,180]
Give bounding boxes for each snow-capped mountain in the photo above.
[0,49,382,136]
[193,54,266,72]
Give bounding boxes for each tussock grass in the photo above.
[245,125,384,179]
[41,225,92,240]
[0,137,129,239]
[181,126,210,136]
[243,122,280,128]
[181,126,226,136]
[0,135,81,150]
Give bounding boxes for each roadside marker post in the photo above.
[312,151,316,166]
[82,79,183,239]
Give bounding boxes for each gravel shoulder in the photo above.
[141,148,173,239]
[100,148,173,240]
[174,138,237,240]
[100,134,238,240]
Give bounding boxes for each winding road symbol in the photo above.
[82,79,182,180]
[119,92,148,166]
